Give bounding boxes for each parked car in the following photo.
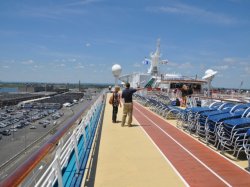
[0,122,7,128]
[2,130,11,136]
[10,128,17,132]
[16,124,24,129]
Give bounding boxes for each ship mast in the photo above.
[149,39,161,76]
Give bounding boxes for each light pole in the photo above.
[11,122,14,141]
[25,111,31,153]
[24,125,27,153]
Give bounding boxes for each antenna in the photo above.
[238,81,243,92]
[202,69,218,97]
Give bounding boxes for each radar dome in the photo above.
[203,69,217,80]
[112,64,122,77]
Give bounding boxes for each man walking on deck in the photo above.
[121,82,144,127]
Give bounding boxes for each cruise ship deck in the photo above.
[81,93,250,187]
[1,92,250,187]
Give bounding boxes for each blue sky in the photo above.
[0,0,249,89]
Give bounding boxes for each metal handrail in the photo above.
[35,97,103,187]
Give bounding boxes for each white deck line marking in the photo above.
[134,118,190,187]
[135,102,250,175]
[134,106,232,187]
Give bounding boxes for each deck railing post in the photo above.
[88,114,93,134]
[73,131,80,173]
[81,118,87,149]
[55,145,63,187]
[56,158,63,187]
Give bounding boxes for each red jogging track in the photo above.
[133,102,250,187]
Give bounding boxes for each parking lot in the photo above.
[0,92,86,140]
[0,91,99,179]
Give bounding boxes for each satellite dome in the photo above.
[203,69,217,80]
[112,64,122,77]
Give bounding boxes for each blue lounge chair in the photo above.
[196,104,250,141]
[196,103,236,137]
[217,110,250,158]
[243,129,250,171]
[185,102,234,133]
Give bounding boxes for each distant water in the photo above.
[0,87,18,93]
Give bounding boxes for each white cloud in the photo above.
[213,65,229,70]
[147,3,238,25]
[239,61,248,65]
[133,63,141,68]
[22,59,34,65]
[69,58,77,62]
[245,66,250,74]
[223,57,236,64]
[56,63,65,67]
[18,0,102,21]
[0,30,23,37]
[167,61,179,67]
[227,0,243,3]
[85,43,91,47]
[222,57,250,69]
[165,61,194,69]
[78,65,85,69]
[31,65,43,71]
[33,65,42,69]
[67,0,102,6]
[99,63,106,67]
[19,4,85,20]
[3,65,9,68]
[178,62,193,69]
[240,74,249,77]
[75,63,85,69]
[199,63,206,70]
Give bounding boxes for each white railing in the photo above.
[34,97,103,187]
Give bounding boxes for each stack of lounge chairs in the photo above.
[134,94,250,167]
[134,94,184,119]
[177,101,250,162]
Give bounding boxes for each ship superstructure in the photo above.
[119,40,207,93]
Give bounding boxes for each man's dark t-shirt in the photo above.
[181,89,188,97]
[122,88,137,103]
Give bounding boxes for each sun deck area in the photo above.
[82,93,250,187]
[82,93,185,187]
[0,92,249,186]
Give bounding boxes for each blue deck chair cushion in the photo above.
[223,118,250,127]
